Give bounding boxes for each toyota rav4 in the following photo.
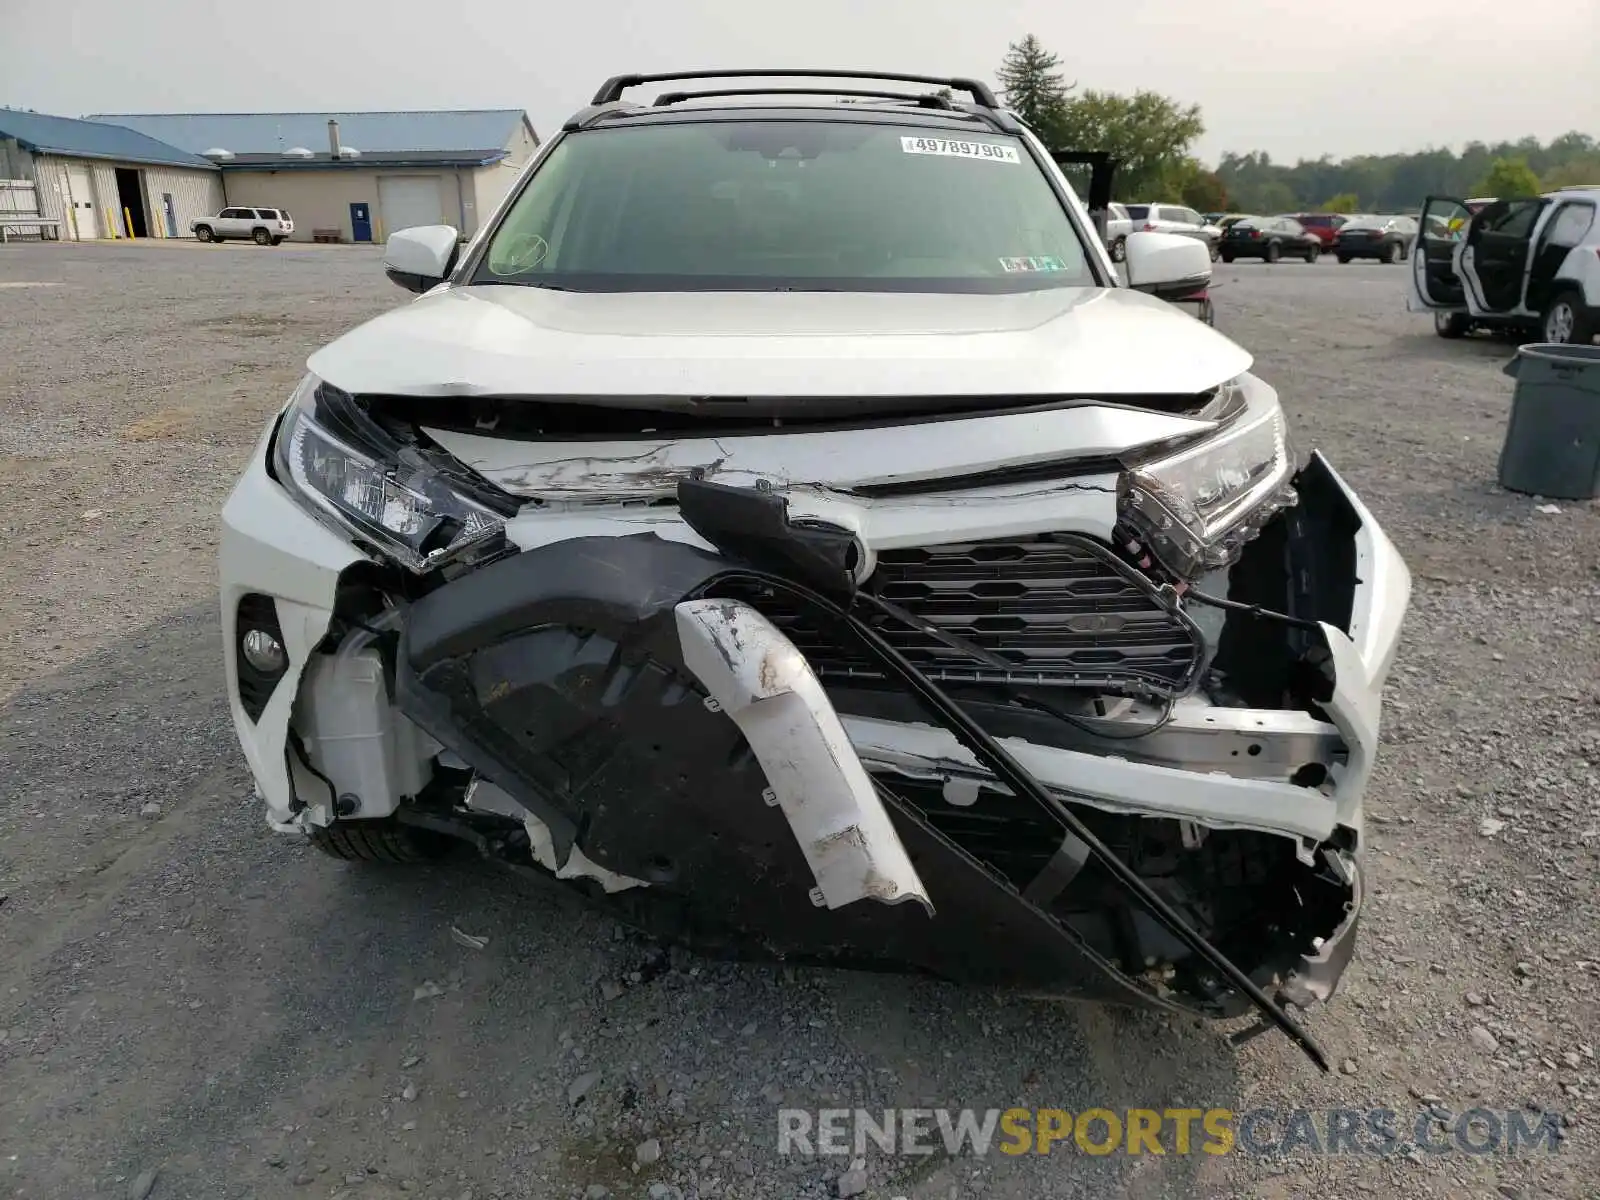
[219,70,1410,1041]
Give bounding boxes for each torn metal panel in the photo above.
[846,714,1347,843]
[422,401,1208,499]
[674,597,933,916]
[501,477,1125,568]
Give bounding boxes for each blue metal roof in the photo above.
[0,108,217,169]
[83,110,530,157]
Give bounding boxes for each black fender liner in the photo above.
[398,534,731,860]
[393,532,1168,1003]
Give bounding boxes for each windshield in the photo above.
[474,120,1095,292]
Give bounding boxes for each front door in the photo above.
[1464,198,1547,313]
[1409,195,1473,312]
[350,202,372,243]
[65,164,96,239]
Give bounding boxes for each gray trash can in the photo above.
[1498,342,1600,500]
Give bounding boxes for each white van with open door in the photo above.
[1408,188,1600,344]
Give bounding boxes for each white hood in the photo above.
[307,284,1251,399]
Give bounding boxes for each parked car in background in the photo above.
[1219,215,1323,263]
[1333,215,1417,263]
[1290,213,1349,249]
[193,207,295,245]
[1104,202,1133,261]
[1214,213,1251,232]
[1410,187,1600,343]
[1123,203,1220,259]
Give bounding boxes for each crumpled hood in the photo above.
[307,284,1252,399]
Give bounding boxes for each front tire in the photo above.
[252,228,271,246]
[194,226,214,242]
[1384,241,1402,264]
[309,818,454,863]
[1265,241,1281,264]
[1435,311,1473,339]
[1111,237,1126,263]
[1541,290,1596,344]
[1305,244,1320,263]
[1220,250,1235,263]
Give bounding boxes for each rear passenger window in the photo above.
[255,209,277,219]
[1546,203,1595,246]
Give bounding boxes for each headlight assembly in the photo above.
[1118,376,1298,579]
[273,374,516,572]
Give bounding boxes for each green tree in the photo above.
[995,35,1072,143]
[1321,192,1360,213]
[1474,156,1542,198]
[1157,158,1228,210]
[1543,157,1600,189]
[1055,89,1204,199]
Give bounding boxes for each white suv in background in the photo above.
[1124,203,1220,260]
[1410,187,1600,343]
[1103,201,1133,261]
[193,207,295,246]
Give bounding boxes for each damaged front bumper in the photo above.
[220,438,1407,1016]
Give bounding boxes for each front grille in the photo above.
[730,534,1204,696]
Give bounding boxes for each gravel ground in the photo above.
[0,241,1596,1200]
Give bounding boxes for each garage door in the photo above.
[377,176,445,236]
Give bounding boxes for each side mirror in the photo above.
[1124,231,1212,299]
[383,225,461,294]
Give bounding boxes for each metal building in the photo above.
[88,110,540,243]
[0,108,223,240]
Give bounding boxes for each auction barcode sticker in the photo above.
[900,136,1020,163]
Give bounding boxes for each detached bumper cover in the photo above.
[221,440,1406,1008]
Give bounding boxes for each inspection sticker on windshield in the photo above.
[999,256,1066,273]
[900,136,1020,163]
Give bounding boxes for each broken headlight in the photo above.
[1118,377,1297,579]
[273,374,514,572]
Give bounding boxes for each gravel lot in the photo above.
[1,241,1596,1200]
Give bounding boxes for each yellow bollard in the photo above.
[124,206,135,238]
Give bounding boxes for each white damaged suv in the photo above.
[220,70,1410,1025]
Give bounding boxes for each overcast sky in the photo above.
[8,0,1597,165]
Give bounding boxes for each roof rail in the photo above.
[653,86,957,110]
[593,69,1000,108]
